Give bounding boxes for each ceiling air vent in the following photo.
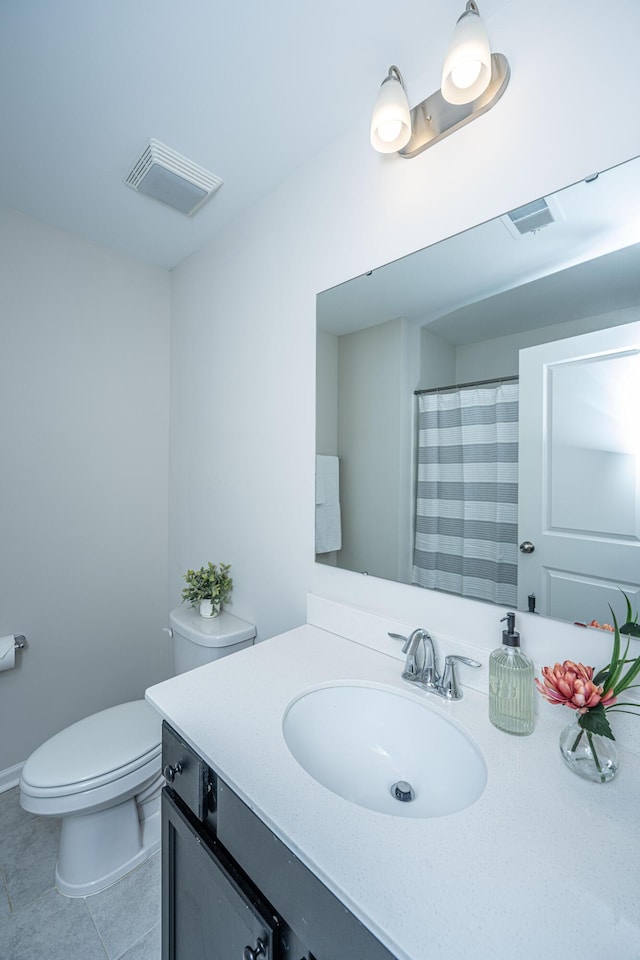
[124,139,223,216]
[502,197,557,237]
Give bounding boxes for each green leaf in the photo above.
[614,645,640,695]
[605,608,625,692]
[620,589,638,624]
[607,702,640,713]
[578,703,615,740]
[617,590,639,636]
[593,666,612,687]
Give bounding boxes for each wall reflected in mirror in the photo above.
[316,154,640,629]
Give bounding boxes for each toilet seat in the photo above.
[20,700,161,812]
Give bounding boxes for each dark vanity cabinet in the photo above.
[163,792,281,959]
[161,722,396,960]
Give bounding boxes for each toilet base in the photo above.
[55,788,161,898]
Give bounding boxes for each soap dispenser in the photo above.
[489,612,535,736]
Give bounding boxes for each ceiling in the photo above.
[0,0,512,271]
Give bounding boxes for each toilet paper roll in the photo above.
[0,635,16,672]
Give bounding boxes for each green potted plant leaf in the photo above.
[620,591,640,638]
[181,562,233,619]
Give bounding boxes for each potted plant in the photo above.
[181,562,233,619]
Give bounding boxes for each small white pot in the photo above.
[199,599,221,619]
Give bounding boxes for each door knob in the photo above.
[519,540,535,553]
[243,938,267,960]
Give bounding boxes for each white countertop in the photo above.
[146,621,640,960]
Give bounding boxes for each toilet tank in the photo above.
[168,606,256,675]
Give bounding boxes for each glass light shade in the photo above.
[441,8,492,105]
[370,75,411,154]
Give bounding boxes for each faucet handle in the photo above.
[388,632,411,653]
[440,655,481,700]
[388,630,423,679]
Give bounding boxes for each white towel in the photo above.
[315,455,341,553]
[315,458,326,505]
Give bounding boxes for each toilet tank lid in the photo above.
[169,605,256,647]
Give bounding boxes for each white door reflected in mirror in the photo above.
[518,321,640,622]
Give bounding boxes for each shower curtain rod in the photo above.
[414,374,519,396]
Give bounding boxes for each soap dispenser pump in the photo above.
[489,611,535,736]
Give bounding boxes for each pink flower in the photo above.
[535,660,617,714]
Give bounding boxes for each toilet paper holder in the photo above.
[14,635,26,651]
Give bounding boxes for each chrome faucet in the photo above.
[389,628,430,682]
[389,630,481,700]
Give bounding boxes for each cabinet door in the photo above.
[163,790,279,960]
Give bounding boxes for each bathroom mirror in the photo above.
[316,153,640,628]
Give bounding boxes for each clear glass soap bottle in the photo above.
[489,612,535,736]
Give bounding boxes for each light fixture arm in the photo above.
[384,65,405,87]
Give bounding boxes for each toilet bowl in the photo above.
[20,700,163,897]
[19,608,256,897]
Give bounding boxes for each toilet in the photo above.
[19,606,256,897]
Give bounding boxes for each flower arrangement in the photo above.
[536,593,640,777]
[586,619,614,632]
[181,562,233,607]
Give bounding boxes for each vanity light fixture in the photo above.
[370,1,510,159]
[369,66,412,154]
[441,0,492,104]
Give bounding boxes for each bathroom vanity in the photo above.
[147,598,640,960]
[162,722,394,958]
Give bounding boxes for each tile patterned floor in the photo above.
[0,787,160,960]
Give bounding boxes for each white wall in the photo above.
[315,330,340,567]
[338,318,406,581]
[315,330,338,456]
[0,209,171,774]
[455,305,640,383]
[419,328,456,390]
[169,0,640,650]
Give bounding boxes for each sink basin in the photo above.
[282,682,486,818]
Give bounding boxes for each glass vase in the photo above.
[559,720,618,783]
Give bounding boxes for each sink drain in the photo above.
[390,780,415,802]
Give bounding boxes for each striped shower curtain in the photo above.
[412,381,519,607]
